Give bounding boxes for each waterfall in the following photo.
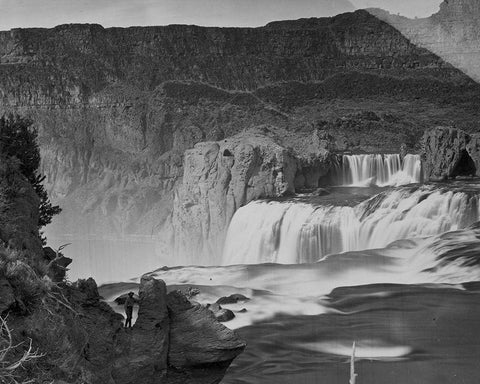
[223,186,480,265]
[336,154,422,187]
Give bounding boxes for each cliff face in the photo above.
[369,0,480,82]
[422,126,480,180]
[1,9,480,271]
[0,10,458,104]
[172,128,331,263]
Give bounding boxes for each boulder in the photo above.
[422,127,478,180]
[75,278,101,306]
[214,309,235,322]
[207,303,236,322]
[167,291,246,368]
[216,294,250,305]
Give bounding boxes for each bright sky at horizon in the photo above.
[0,0,443,30]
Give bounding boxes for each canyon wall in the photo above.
[369,0,480,82]
[0,5,479,271]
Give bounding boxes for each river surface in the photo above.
[64,155,480,383]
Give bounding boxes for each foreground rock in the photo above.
[168,292,244,367]
[422,127,480,180]
[6,276,245,384]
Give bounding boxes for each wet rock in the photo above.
[215,309,235,322]
[216,294,250,305]
[207,303,236,322]
[167,291,246,368]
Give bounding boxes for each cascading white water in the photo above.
[338,154,422,187]
[223,186,480,265]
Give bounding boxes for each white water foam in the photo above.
[223,186,480,265]
[337,154,422,187]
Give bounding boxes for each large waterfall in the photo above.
[223,186,480,265]
[334,154,422,187]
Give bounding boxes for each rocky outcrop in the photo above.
[6,276,245,384]
[172,128,332,263]
[167,291,244,368]
[113,277,170,384]
[421,126,479,180]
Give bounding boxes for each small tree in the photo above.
[0,114,61,238]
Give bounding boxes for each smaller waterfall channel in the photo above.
[332,154,422,187]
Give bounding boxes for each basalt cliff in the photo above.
[1,3,480,268]
[369,0,480,83]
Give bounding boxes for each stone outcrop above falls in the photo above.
[422,126,480,180]
[172,128,332,263]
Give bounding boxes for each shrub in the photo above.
[0,114,61,241]
[0,316,42,384]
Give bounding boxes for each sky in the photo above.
[0,0,443,30]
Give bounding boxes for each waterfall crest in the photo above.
[335,154,422,187]
[223,186,480,265]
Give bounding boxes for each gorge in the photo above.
[1,2,479,278]
[2,1,480,383]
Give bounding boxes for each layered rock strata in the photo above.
[369,0,480,82]
[172,128,332,263]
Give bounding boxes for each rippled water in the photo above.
[89,180,480,383]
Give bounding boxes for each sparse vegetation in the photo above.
[0,316,43,384]
[0,114,61,242]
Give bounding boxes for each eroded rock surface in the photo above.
[167,291,245,368]
[422,126,479,180]
[6,276,245,384]
[172,128,332,263]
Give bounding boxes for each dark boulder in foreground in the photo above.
[5,276,245,384]
[167,291,245,368]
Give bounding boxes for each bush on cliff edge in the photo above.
[0,114,61,242]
